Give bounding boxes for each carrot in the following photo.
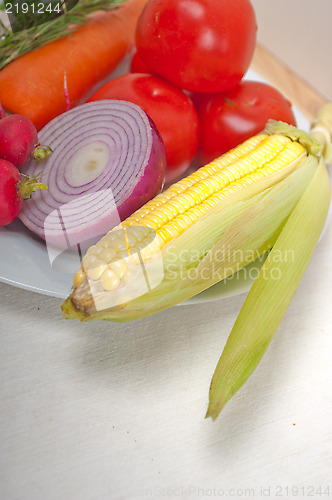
[0,0,148,131]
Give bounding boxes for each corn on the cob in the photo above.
[62,105,332,418]
[62,117,329,321]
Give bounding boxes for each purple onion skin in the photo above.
[117,116,166,220]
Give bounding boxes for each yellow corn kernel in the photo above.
[98,248,117,263]
[82,254,97,271]
[108,259,127,279]
[73,269,85,287]
[86,260,107,281]
[100,269,120,291]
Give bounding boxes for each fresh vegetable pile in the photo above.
[1,0,332,420]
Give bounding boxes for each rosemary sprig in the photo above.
[0,0,126,70]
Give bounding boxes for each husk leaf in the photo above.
[206,157,331,420]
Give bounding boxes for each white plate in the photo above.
[0,69,328,303]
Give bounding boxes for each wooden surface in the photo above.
[251,44,328,121]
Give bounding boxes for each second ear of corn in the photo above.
[62,104,332,419]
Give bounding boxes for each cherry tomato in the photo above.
[88,73,200,183]
[194,80,297,164]
[135,0,257,93]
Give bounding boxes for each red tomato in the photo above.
[194,80,297,165]
[130,51,152,74]
[88,73,200,183]
[135,0,257,93]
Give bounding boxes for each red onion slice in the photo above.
[19,100,166,248]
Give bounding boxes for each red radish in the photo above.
[0,113,52,168]
[0,159,47,227]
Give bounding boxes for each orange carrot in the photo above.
[0,0,148,131]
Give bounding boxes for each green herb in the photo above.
[0,0,126,70]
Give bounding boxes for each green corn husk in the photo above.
[203,105,332,419]
[206,155,331,419]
